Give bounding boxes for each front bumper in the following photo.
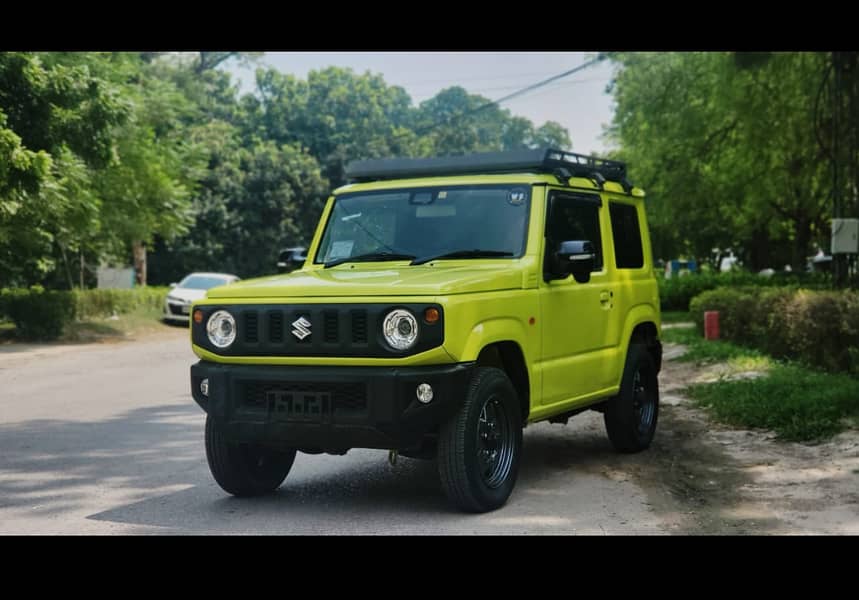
[164,299,192,321]
[190,360,475,451]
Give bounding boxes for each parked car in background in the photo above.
[164,272,240,323]
[276,247,307,274]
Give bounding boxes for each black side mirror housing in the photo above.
[277,250,307,274]
[552,240,596,283]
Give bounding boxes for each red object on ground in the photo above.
[704,311,720,340]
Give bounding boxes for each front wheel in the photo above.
[205,415,297,497]
[604,343,659,453]
[438,367,523,513]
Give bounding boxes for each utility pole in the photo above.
[831,52,859,287]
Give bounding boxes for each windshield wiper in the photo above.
[410,250,514,266]
[324,251,417,268]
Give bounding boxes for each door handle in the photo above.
[599,291,611,304]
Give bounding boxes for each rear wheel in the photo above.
[438,367,523,513]
[604,343,659,453]
[205,415,297,497]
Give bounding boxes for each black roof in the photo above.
[344,148,632,191]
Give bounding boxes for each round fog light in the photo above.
[416,383,433,404]
[200,378,209,397]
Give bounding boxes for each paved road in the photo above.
[0,328,670,534]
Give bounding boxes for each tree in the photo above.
[0,53,128,287]
[607,52,830,270]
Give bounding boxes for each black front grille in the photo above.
[193,303,444,358]
[240,381,367,415]
[168,304,186,315]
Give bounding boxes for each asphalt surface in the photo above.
[0,326,668,534]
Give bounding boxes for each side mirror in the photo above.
[277,253,306,274]
[553,240,596,283]
[169,282,178,288]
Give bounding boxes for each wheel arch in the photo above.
[476,341,531,423]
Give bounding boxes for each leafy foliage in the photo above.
[607,52,832,270]
[1,54,571,288]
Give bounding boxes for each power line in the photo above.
[403,55,608,140]
[451,76,611,96]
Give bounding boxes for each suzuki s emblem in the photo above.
[291,316,312,340]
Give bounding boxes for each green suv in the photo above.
[189,148,662,513]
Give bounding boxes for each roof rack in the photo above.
[344,148,633,192]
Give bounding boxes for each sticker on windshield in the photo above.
[327,240,354,260]
[508,188,527,206]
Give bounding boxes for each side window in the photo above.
[545,194,603,272]
[609,202,644,269]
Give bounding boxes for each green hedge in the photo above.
[71,287,168,320]
[0,286,76,339]
[658,271,831,311]
[689,287,859,374]
[0,286,168,340]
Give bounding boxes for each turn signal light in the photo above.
[193,309,203,324]
[424,307,440,324]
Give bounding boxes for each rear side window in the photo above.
[609,203,644,269]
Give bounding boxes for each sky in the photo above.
[224,52,617,156]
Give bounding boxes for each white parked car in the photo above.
[164,272,240,323]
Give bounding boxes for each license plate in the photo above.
[267,390,330,423]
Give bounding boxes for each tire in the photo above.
[205,415,297,497]
[438,367,523,513]
[604,343,659,453]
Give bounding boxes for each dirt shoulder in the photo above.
[635,344,859,534]
[0,322,187,367]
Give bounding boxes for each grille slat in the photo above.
[324,311,339,343]
[351,310,367,344]
[244,312,259,343]
[268,311,283,343]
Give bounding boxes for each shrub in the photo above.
[689,286,859,374]
[0,286,169,340]
[658,270,831,311]
[0,286,76,340]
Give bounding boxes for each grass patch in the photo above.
[665,325,859,441]
[61,306,176,342]
[688,364,859,442]
[661,310,692,324]
[661,326,767,364]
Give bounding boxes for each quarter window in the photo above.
[609,202,644,269]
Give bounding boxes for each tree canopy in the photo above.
[607,52,833,270]
[0,53,574,287]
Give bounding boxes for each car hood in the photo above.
[167,287,209,303]
[205,263,524,299]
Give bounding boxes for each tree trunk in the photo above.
[132,241,147,286]
[792,215,812,272]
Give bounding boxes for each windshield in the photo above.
[315,185,531,265]
[179,275,232,290]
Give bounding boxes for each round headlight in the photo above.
[207,310,237,348]
[382,309,419,351]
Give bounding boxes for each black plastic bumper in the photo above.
[190,360,475,451]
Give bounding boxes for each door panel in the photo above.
[539,191,616,406]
